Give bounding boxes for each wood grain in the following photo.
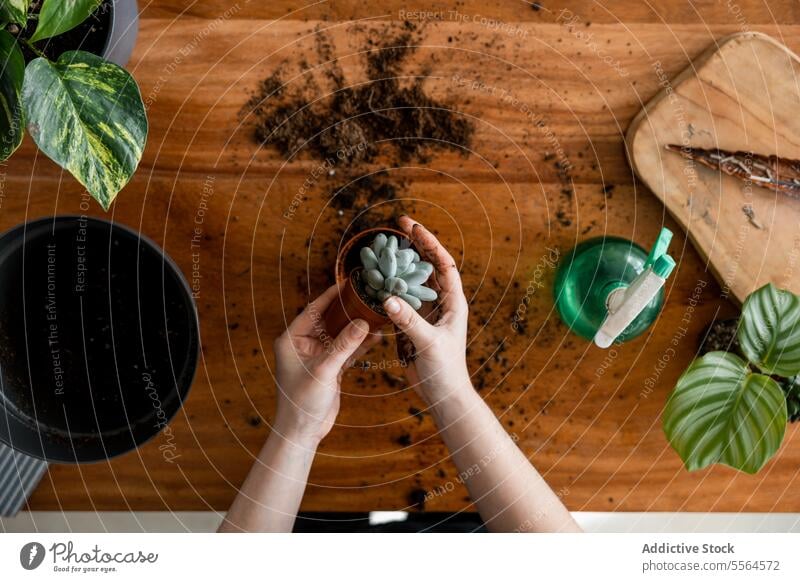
[628,32,800,304]
[139,1,800,25]
[3,7,798,512]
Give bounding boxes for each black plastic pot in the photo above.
[0,217,199,463]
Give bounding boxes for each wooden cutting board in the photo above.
[627,32,800,304]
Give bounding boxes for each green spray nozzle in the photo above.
[653,254,676,279]
[644,227,674,273]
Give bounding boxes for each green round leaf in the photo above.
[738,283,800,376]
[0,0,30,27]
[30,0,102,43]
[0,29,24,160]
[22,51,147,210]
[663,351,787,474]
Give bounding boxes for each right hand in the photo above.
[382,216,471,405]
[273,283,380,444]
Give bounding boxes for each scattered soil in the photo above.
[544,152,576,229]
[381,370,404,388]
[408,406,426,423]
[329,172,400,213]
[408,488,427,510]
[244,22,473,166]
[7,0,112,63]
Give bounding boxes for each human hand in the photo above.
[273,283,380,444]
[383,216,471,406]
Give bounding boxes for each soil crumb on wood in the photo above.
[408,488,427,510]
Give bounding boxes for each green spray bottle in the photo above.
[553,228,676,348]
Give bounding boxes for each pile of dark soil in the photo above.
[243,22,473,166]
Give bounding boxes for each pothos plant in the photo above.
[663,283,800,474]
[0,0,147,210]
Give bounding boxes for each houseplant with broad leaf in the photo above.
[663,283,800,474]
[0,0,147,209]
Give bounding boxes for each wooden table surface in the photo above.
[10,1,800,512]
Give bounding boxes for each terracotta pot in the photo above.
[323,227,410,337]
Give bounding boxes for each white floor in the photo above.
[2,511,800,533]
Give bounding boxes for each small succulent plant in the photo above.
[359,234,437,310]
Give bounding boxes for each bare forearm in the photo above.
[430,379,581,533]
[218,431,318,532]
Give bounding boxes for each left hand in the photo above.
[272,283,381,444]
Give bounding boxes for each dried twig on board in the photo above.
[665,144,800,198]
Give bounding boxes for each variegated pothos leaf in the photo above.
[22,50,147,209]
[0,29,24,160]
[0,0,30,26]
[663,351,787,474]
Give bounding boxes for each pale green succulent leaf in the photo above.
[364,268,383,290]
[400,293,422,310]
[30,0,102,43]
[408,285,437,302]
[0,29,24,161]
[360,246,378,270]
[396,249,414,273]
[0,0,29,26]
[738,283,800,376]
[663,351,787,474]
[400,261,433,286]
[379,248,397,278]
[371,233,387,256]
[385,276,408,295]
[22,51,147,210]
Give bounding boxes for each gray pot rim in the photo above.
[102,0,139,67]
